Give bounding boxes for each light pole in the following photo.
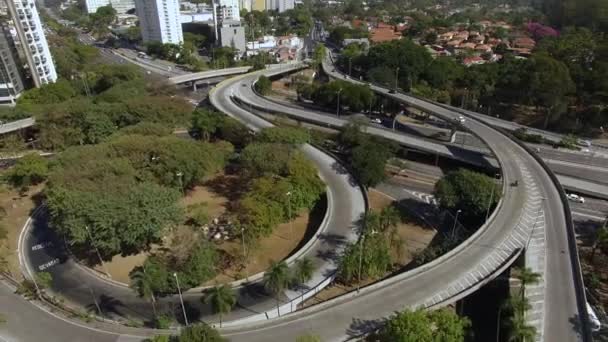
[394,67,400,91]
[451,209,462,241]
[357,232,365,293]
[85,225,111,279]
[173,272,189,326]
[485,173,500,222]
[336,88,343,117]
[240,226,249,281]
[286,191,293,240]
[176,171,184,196]
[348,57,352,76]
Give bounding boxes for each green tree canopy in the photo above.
[7,154,49,188]
[434,169,501,226]
[378,308,470,342]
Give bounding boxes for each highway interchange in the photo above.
[2,12,606,341]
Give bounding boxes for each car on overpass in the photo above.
[567,193,585,203]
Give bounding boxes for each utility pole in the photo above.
[286,191,293,240]
[173,273,189,326]
[394,67,400,91]
[176,171,184,196]
[451,209,462,241]
[336,88,343,117]
[85,225,111,279]
[240,226,248,281]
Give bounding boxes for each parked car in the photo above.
[566,193,585,203]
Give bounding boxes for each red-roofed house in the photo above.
[463,56,485,67]
[370,24,402,43]
[512,37,536,49]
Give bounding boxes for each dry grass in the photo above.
[0,183,44,280]
[94,179,322,286]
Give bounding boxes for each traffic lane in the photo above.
[23,210,295,324]
[549,164,608,186]
[0,281,134,342]
[531,152,583,341]
[569,197,608,222]
[536,146,608,169]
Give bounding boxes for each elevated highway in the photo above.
[209,63,589,341]
[232,75,608,200]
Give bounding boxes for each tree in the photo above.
[129,265,158,316]
[291,257,314,302]
[255,75,272,95]
[177,323,226,342]
[205,284,236,327]
[378,308,469,341]
[528,54,575,128]
[191,109,225,141]
[434,169,501,226]
[264,260,290,317]
[312,44,327,71]
[88,5,117,38]
[36,272,53,289]
[350,139,393,188]
[256,127,309,145]
[590,227,608,262]
[513,267,541,299]
[507,313,536,342]
[7,154,48,188]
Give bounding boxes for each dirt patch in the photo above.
[301,189,435,307]
[94,180,326,286]
[0,183,44,280]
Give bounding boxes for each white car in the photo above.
[455,115,466,124]
[370,118,382,124]
[566,193,585,203]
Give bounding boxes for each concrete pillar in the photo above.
[192,82,197,91]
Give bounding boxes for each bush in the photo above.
[7,154,49,188]
[256,127,309,145]
[255,75,272,95]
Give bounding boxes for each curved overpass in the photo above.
[19,67,366,327]
[215,62,588,341]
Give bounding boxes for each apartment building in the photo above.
[84,0,135,15]
[135,0,183,44]
[6,0,57,86]
[0,22,24,105]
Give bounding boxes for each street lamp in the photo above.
[240,226,249,281]
[173,272,189,326]
[176,171,184,196]
[336,88,343,117]
[485,173,501,222]
[394,67,400,91]
[286,191,294,240]
[85,225,111,279]
[348,57,352,76]
[451,209,462,241]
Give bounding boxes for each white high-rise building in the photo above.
[134,0,183,45]
[217,0,240,21]
[0,23,24,105]
[6,0,57,86]
[85,0,135,15]
[239,0,251,12]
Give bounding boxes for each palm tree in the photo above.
[292,258,314,304]
[205,284,236,327]
[379,206,400,233]
[591,227,608,262]
[507,313,536,342]
[129,266,157,317]
[264,260,290,317]
[513,267,541,299]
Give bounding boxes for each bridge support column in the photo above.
[449,128,457,143]
[192,82,197,91]
[434,153,439,166]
